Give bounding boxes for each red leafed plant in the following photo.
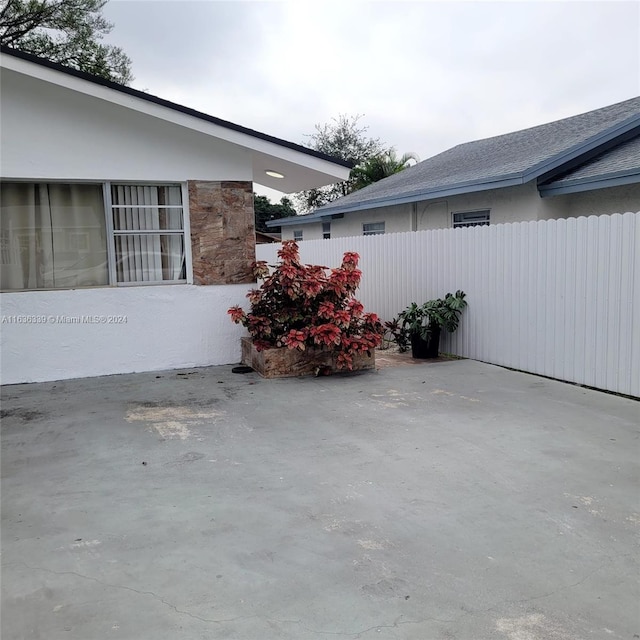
[228,241,383,370]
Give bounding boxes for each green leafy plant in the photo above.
[388,291,468,346]
[420,290,468,335]
[228,241,384,370]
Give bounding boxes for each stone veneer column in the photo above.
[188,180,256,285]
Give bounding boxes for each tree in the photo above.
[351,149,420,191]
[254,194,296,233]
[0,0,133,84]
[295,114,385,213]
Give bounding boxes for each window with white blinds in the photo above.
[363,222,385,236]
[110,185,186,284]
[452,210,490,228]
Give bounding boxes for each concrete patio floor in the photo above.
[1,358,638,639]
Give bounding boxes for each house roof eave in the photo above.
[527,117,640,184]
[268,175,527,227]
[539,170,640,197]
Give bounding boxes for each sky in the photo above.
[102,0,640,200]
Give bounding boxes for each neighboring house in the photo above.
[271,98,640,240]
[255,231,281,244]
[0,46,350,384]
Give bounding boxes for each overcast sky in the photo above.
[103,1,639,199]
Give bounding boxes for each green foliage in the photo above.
[294,114,385,212]
[308,113,383,165]
[254,194,296,233]
[294,115,420,213]
[421,291,468,333]
[387,291,468,346]
[0,0,133,84]
[351,149,419,191]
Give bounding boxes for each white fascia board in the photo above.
[1,55,350,189]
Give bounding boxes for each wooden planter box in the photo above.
[241,337,375,379]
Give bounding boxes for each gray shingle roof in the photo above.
[543,134,640,187]
[278,97,640,225]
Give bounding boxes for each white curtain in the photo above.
[0,183,107,290]
[111,185,184,282]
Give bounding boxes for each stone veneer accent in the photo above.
[188,180,256,285]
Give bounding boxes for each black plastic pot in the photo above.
[410,326,441,359]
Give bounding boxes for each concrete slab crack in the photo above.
[299,614,457,638]
[4,562,255,626]
[296,553,634,637]
[480,551,632,615]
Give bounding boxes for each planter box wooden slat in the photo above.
[241,337,375,378]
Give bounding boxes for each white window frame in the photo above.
[452,209,490,228]
[363,221,385,236]
[181,182,194,284]
[106,182,189,287]
[293,229,303,242]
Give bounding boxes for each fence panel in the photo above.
[257,212,640,397]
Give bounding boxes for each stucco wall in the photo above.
[282,224,324,242]
[0,71,260,384]
[417,183,542,229]
[539,183,640,219]
[282,203,413,240]
[0,285,250,384]
[283,182,640,238]
[0,69,252,182]
[284,184,540,238]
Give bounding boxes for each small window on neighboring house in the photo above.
[363,222,385,236]
[322,222,331,239]
[452,210,490,228]
[293,230,303,242]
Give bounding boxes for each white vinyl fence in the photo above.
[257,212,640,397]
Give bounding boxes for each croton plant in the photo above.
[228,241,383,370]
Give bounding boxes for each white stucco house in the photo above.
[0,46,350,384]
[271,97,640,240]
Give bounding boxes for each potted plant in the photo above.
[393,291,467,359]
[228,241,384,377]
